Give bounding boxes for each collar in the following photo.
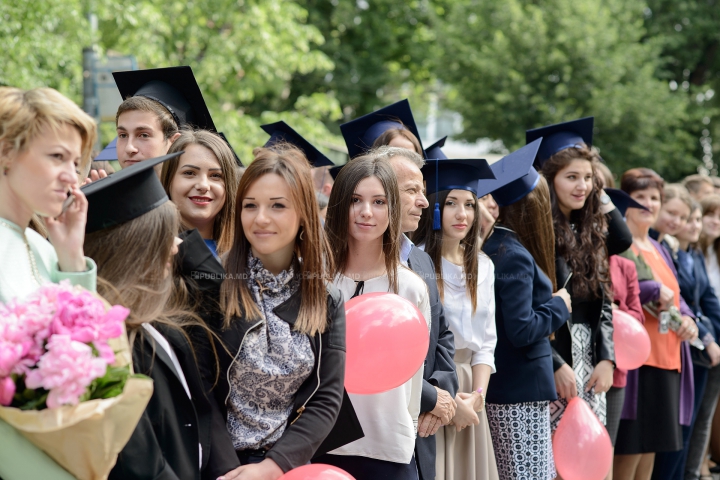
[400,234,414,266]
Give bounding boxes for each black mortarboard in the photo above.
[526,117,594,169]
[425,137,448,160]
[261,121,334,167]
[82,152,182,233]
[113,66,216,131]
[340,99,424,159]
[329,165,344,180]
[477,139,543,206]
[217,132,243,166]
[604,188,649,216]
[94,137,117,161]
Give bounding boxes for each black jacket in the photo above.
[407,245,459,480]
[109,325,238,480]
[550,208,630,371]
[177,230,362,473]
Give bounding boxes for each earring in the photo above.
[2,166,7,176]
[299,228,305,241]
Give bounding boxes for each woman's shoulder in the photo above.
[25,227,58,267]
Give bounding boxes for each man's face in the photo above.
[390,156,429,233]
[116,110,173,169]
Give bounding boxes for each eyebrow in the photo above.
[270,196,288,200]
[117,125,155,132]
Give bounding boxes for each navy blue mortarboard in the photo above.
[261,121,334,167]
[422,159,496,230]
[604,188,649,216]
[425,137,448,160]
[340,99,424,159]
[82,152,182,233]
[94,137,117,161]
[477,139,543,206]
[329,165,343,180]
[113,66,216,131]
[526,117,594,169]
[217,132,243,166]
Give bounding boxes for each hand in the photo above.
[554,363,578,400]
[450,394,480,432]
[586,360,614,394]
[707,342,720,367]
[81,168,108,185]
[430,387,457,425]
[218,459,283,480]
[553,288,572,313]
[676,315,699,342]
[659,285,674,311]
[45,185,88,272]
[417,412,443,438]
[458,391,485,412]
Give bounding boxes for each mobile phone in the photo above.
[60,192,75,215]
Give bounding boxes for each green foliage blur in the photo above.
[1,0,718,180]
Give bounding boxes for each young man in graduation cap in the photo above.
[112,66,216,169]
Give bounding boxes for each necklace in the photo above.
[0,218,42,286]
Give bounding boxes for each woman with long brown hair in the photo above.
[82,154,240,480]
[206,144,352,480]
[412,160,499,480]
[530,119,630,440]
[482,141,571,480]
[160,128,239,257]
[316,148,431,479]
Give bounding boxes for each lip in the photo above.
[189,196,213,205]
[253,230,275,236]
[355,222,376,229]
[571,194,586,201]
[452,224,467,229]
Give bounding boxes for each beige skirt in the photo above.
[436,348,499,480]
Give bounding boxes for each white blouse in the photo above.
[329,266,431,464]
[706,248,720,301]
[420,246,497,370]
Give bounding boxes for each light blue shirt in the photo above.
[400,234,414,267]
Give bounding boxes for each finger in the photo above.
[98,169,108,178]
[429,419,442,436]
[427,415,440,434]
[90,169,100,181]
[585,376,597,393]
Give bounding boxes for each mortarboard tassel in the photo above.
[432,159,441,230]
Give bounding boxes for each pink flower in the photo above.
[0,377,15,406]
[25,335,108,408]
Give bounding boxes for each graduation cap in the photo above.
[329,165,344,180]
[605,188,649,216]
[425,137,448,160]
[340,99,424,160]
[217,132,242,166]
[113,66,216,132]
[261,121,334,167]
[421,159,495,230]
[477,138,543,207]
[94,138,117,161]
[526,117,594,169]
[81,152,182,233]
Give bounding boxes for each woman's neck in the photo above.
[252,246,293,276]
[187,216,214,240]
[441,237,464,265]
[0,181,33,228]
[345,236,387,281]
[627,218,651,245]
[677,238,690,251]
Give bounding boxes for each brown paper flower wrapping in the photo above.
[0,322,153,480]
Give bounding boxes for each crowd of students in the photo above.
[4,64,720,480]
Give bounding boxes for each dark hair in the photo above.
[541,145,610,299]
[412,189,481,312]
[496,176,557,290]
[116,96,178,140]
[221,143,332,335]
[699,194,720,267]
[325,153,401,293]
[620,168,665,200]
[371,127,423,156]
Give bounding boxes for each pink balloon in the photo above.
[344,292,429,395]
[553,397,612,480]
[280,464,355,480]
[613,309,651,370]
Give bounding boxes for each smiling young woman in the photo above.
[161,129,239,257]
[0,87,98,480]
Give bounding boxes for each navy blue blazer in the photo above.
[676,247,720,341]
[482,226,570,404]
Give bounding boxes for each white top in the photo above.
[706,248,720,301]
[329,266,431,464]
[437,254,497,370]
[142,323,202,469]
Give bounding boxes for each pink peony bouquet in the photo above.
[0,281,131,410]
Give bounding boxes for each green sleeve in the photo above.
[51,257,97,293]
[0,419,76,479]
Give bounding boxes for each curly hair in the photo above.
[541,145,610,299]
